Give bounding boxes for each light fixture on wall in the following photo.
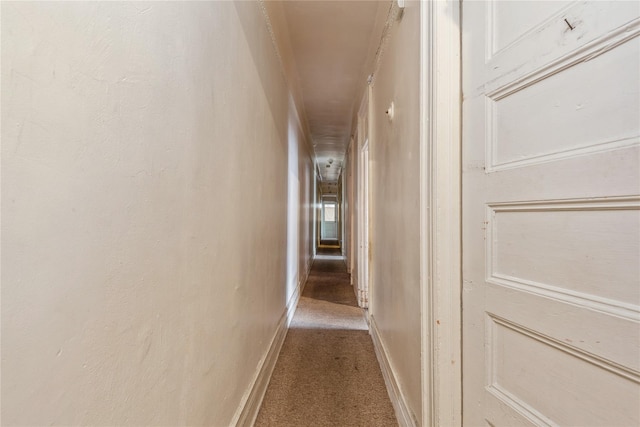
[395,0,405,19]
[385,102,395,122]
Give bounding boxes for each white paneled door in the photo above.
[462,2,640,425]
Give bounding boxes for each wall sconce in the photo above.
[385,102,395,122]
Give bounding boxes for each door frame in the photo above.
[320,195,339,243]
[358,138,370,309]
[419,1,462,426]
[356,87,371,310]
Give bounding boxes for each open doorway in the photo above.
[320,197,340,247]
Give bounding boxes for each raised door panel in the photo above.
[462,1,640,425]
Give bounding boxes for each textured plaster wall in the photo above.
[297,132,314,294]
[369,1,422,422]
[285,94,314,305]
[1,2,312,425]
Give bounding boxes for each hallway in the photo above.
[3,1,639,425]
[256,248,396,426]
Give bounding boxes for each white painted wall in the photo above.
[368,1,422,423]
[297,140,314,292]
[263,1,315,298]
[286,100,301,306]
[286,94,315,312]
[1,2,314,425]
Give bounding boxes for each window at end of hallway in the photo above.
[324,204,336,222]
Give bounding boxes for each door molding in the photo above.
[357,139,370,309]
[419,1,462,426]
[356,87,371,310]
[320,196,339,243]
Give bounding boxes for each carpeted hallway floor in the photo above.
[254,248,398,427]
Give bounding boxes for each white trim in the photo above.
[420,1,462,426]
[356,87,371,310]
[369,1,404,86]
[485,196,640,322]
[486,17,640,100]
[370,316,418,427]
[357,142,370,309]
[235,251,311,427]
[231,310,288,427]
[288,259,312,325]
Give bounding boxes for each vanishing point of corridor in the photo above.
[255,247,397,426]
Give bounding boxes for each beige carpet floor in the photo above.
[254,249,398,427]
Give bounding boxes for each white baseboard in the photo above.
[232,260,313,427]
[231,311,288,427]
[286,280,300,325]
[232,258,314,426]
[287,261,311,325]
[370,316,418,427]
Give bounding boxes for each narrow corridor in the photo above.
[4,2,638,425]
[255,248,397,426]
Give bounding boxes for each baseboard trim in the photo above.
[233,258,312,426]
[231,311,288,427]
[287,281,301,325]
[370,316,418,427]
[287,260,312,325]
[232,258,313,426]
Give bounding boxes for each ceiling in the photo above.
[277,1,389,182]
